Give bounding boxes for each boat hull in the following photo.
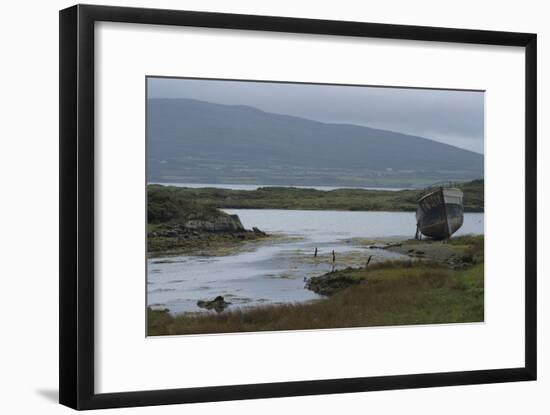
[416,188,464,239]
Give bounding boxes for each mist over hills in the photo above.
[147,98,484,188]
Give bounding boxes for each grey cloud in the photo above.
[148,77,484,154]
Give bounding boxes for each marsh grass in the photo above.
[147,261,484,336]
[443,234,484,263]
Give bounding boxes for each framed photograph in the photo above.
[59,4,537,410]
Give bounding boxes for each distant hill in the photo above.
[147,98,484,188]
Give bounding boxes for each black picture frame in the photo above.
[59,4,537,410]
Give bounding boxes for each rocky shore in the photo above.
[305,267,367,296]
[149,214,266,240]
[382,238,481,269]
[148,211,268,255]
[306,235,483,296]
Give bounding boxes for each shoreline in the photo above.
[147,232,298,258]
[147,179,484,213]
[148,230,271,258]
[148,234,484,335]
[150,181,410,192]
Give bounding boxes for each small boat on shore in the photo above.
[415,187,464,240]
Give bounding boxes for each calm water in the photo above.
[147,209,484,314]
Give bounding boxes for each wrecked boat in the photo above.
[415,187,464,239]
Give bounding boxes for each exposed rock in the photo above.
[149,213,269,240]
[383,243,402,249]
[183,214,245,233]
[148,209,270,254]
[445,253,475,269]
[252,227,266,236]
[306,268,365,296]
[197,296,232,313]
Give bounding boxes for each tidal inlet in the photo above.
[146,77,485,335]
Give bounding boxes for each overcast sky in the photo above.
[148,77,485,154]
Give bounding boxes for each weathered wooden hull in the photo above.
[416,187,464,239]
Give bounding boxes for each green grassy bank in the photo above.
[148,179,484,213]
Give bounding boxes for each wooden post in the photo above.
[366,255,373,270]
